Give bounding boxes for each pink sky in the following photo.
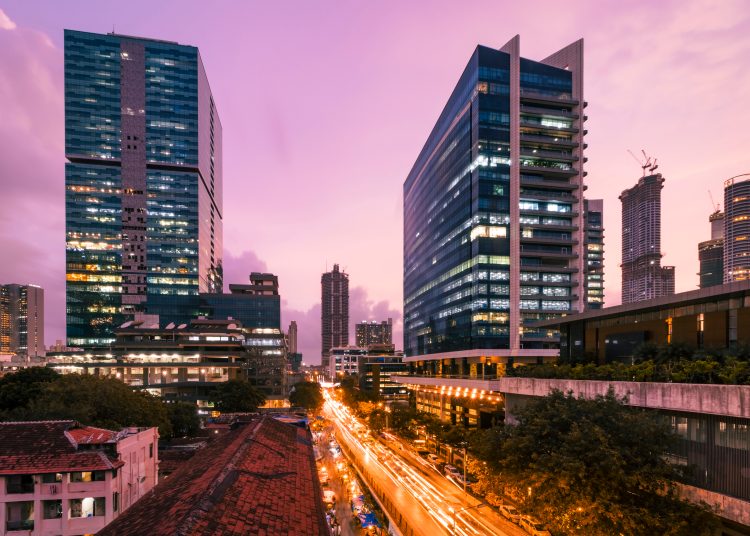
[0,0,749,363]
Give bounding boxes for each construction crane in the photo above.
[708,190,721,213]
[627,149,659,177]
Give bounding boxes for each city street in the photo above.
[323,391,527,536]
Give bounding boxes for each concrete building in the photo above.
[724,175,750,283]
[0,420,158,535]
[620,173,675,304]
[0,284,44,359]
[355,318,393,347]
[403,36,586,370]
[699,210,725,288]
[65,30,223,347]
[288,320,298,354]
[329,345,408,400]
[329,346,367,378]
[583,199,605,309]
[321,264,349,371]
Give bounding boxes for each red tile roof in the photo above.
[0,421,124,474]
[98,416,329,536]
[67,425,118,445]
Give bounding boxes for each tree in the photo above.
[0,367,60,413]
[481,389,717,535]
[289,381,324,413]
[165,402,201,438]
[212,379,265,412]
[368,408,387,434]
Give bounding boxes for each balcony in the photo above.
[521,235,579,246]
[520,148,578,162]
[520,104,579,119]
[519,88,579,107]
[520,245,578,259]
[520,162,578,178]
[520,133,578,148]
[520,176,579,191]
[520,119,579,135]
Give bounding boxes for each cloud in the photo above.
[0,9,16,31]
[221,249,269,290]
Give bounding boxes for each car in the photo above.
[426,453,440,464]
[322,490,336,505]
[443,464,462,479]
[498,504,521,523]
[518,515,552,536]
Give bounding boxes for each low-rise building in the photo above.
[0,420,158,535]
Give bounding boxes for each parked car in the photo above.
[519,516,552,536]
[426,453,440,464]
[443,464,462,479]
[498,504,521,523]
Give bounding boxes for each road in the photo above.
[323,391,527,536]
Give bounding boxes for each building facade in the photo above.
[0,284,44,358]
[583,199,605,309]
[288,320,298,354]
[403,36,585,367]
[0,421,157,535]
[724,175,750,283]
[65,29,223,347]
[355,318,393,347]
[620,173,675,304]
[699,210,724,288]
[321,264,349,371]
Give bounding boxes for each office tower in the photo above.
[0,284,45,358]
[583,199,605,309]
[64,30,222,347]
[321,264,349,369]
[620,173,675,304]
[355,318,393,347]
[698,210,724,288]
[724,175,750,282]
[403,36,585,360]
[288,320,298,354]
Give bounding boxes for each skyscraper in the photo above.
[620,173,675,304]
[403,36,585,362]
[583,199,605,309]
[355,318,393,347]
[321,264,349,369]
[65,30,222,346]
[0,284,44,358]
[724,175,750,282]
[698,210,724,288]
[288,320,298,354]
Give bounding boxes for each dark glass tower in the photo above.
[698,210,724,288]
[321,264,349,370]
[65,30,222,346]
[584,199,605,309]
[403,36,585,361]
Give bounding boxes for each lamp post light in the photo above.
[459,441,469,494]
[448,503,486,535]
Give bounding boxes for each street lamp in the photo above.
[448,503,486,535]
[459,441,469,493]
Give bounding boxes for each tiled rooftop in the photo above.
[0,420,124,474]
[98,416,329,536]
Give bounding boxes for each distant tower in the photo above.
[698,210,724,288]
[0,284,45,358]
[583,199,605,309]
[724,175,750,283]
[321,264,349,370]
[288,320,298,354]
[355,318,393,347]
[620,173,675,303]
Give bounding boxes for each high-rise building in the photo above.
[0,284,44,358]
[698,210,724,288]
[724,175,750,282]
[321,264,349,370]
[288,320,298,354]
[64,30,222,347]
[355,318,393,347]
[620,173,675,303]
[403,36,585,363]
[583,199,605,309]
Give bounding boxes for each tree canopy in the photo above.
[289,381,324,413]
[211,379,266,412]
[475,389,717,536]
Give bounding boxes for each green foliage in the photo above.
[289,381,324,413]
[368,408,387,433]
[165,402,201,438]
[479,389,718,536]
[0,367,60,411]
[211,379,266,412]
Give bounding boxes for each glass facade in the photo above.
[64,30,222,346]
[404,42,585,357]
[584,199,605,309]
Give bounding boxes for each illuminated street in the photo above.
[323,390,526,536]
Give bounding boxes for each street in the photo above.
[323,391,527,536]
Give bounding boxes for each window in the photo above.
[6,501,34,531]
[70,471,106,482]
[149,443,154,458]
[113,492,120,512]
[43,500,62,519]
[6,475,34,494]
[41,473,63,484]
[69,497,105,518]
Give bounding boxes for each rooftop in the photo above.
[98,416,328,536]
[0,420,127,475]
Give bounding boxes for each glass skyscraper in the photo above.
[65,30,222,346]
[403,36,587,363]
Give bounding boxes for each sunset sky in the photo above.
[1,0,749,363]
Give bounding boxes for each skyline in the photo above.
[1,1,750,363]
